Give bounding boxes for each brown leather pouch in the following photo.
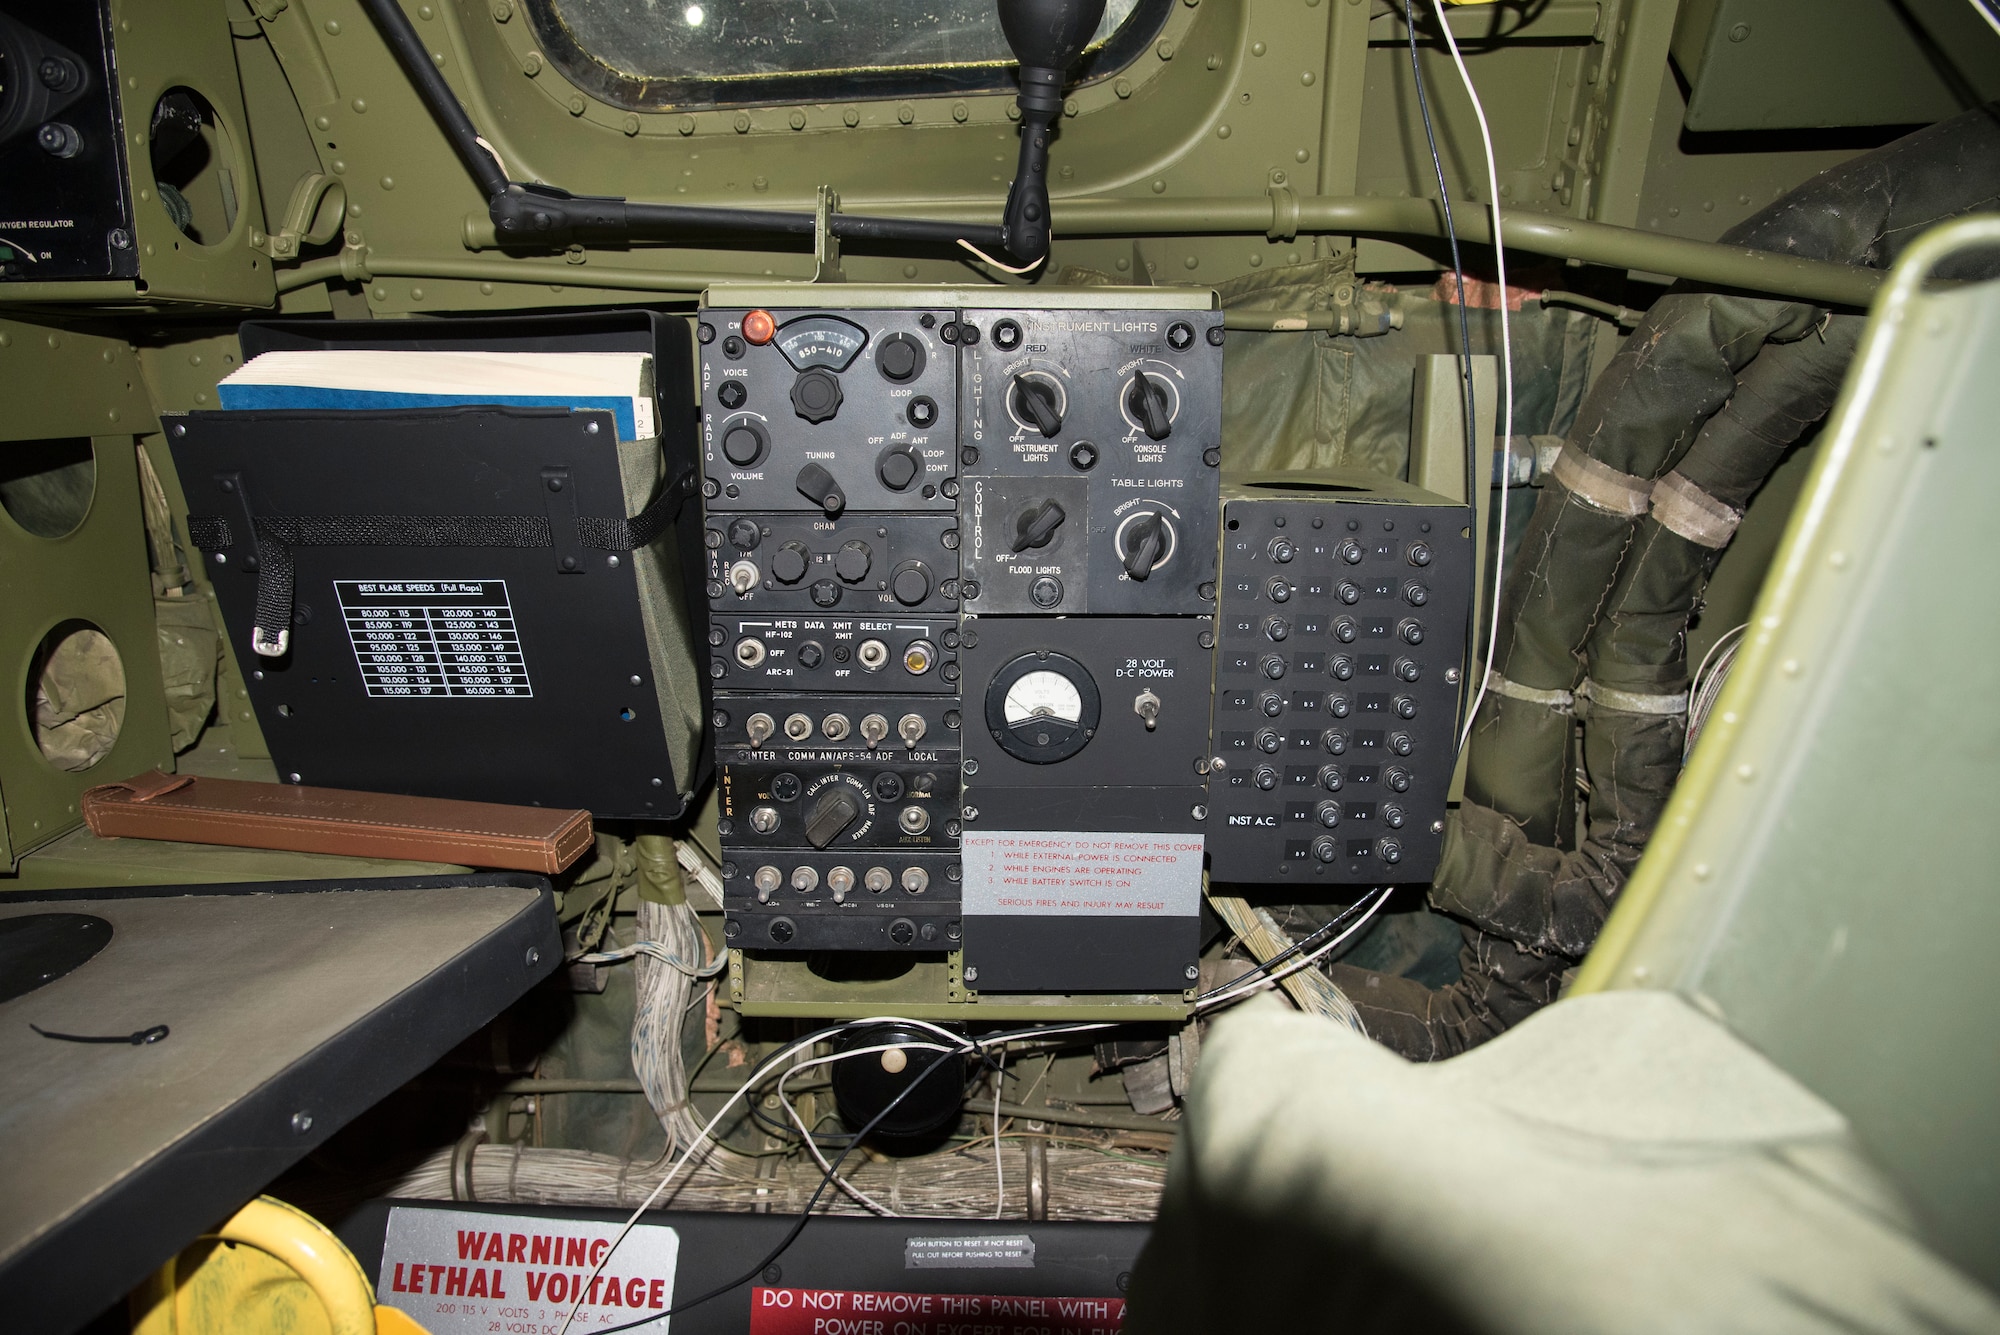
[81,771,593,874]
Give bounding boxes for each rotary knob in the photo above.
[770,541,810,585]
[1011,374,1063,437]
[791,367,844,423]
[834,540,873,584]
[721,418,768,467]
[1012,499,1067,553]
[890,560,932,606]
[876,332,925,383]
[1126,370,1173,440]
[1120,511,1172,582]
[876,443,922,492]
[804,785,864,849]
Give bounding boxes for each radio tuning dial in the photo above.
[791,367,844,423]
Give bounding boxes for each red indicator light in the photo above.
[742,310,775,344]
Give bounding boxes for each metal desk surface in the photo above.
[0,874,558,1334]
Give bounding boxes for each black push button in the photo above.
[717,380,747,409]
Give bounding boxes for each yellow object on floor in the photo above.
[129,1196,428,1335]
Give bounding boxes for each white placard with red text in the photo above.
[377,1207,678,1334]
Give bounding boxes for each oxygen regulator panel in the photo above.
[697,291,1474,995]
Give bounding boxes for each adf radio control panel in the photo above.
[697,288,1221,991]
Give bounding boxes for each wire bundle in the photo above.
[1685,623,1748,760]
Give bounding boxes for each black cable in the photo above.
[1404,1,1483,506]
[1192,888,1385,1002]
[585,1044,968,1329]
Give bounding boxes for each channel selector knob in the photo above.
[1126,370,1173,440]
[834,540,873,583]
[805,786,864,848]
[771,541,810,585]
[1012,374,1063,437]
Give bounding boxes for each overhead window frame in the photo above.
[520,0,1177,113]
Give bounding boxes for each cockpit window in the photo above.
[526,0,1171,111]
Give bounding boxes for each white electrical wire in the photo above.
[578,939,728,978]
[1435,0,1517,754]
[774,1042,957,1217]
[1685,622,1749,760]
[992,1049,1006,1219]
[1194,887,1395,1013]
[1970,0,2000,38]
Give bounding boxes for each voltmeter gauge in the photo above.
[775,315,869,371]
[985,651,1101,764]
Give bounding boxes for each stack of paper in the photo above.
[217,350,656,440]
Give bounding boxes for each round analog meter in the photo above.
[985,651,1101,764]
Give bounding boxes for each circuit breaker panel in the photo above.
[1206,473,1475,888]
[699,290,1222,992]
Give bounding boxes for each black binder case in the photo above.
[170,311,709,820]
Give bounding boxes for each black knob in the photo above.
[1322,729,1348,755]
[805,785,864,848]
[1386,767,1412,793]
[1012,498,1067,553]
[1334,618,1359,643]
[891,561,932,606]
[1012,375,1063,436]
[1256,728,1282,755]
[722,419,768,467]
[1122,512,1170,581]
[1261,654,1287,681]
[1394,657,1421,682]
[771,541,810,585]
[810,579,842,607]
[1127,371,1172,440]
[796,462,845,515]
[1389,732,1413,756]
[1407,542,1432,567]
[1319,765,1343,792]
[1268,537,1295,563]
[835,540,873,584]
[791,367,844,423]
[1379,839,1403,865]
[1330,655,1355,681]
[1254,765,1279,791]
[1311,836,1339,864]
[877,444,921,492]
[716,380,747,409]
[38,57,83,93]
[1327,694,1351,718]
[1258,691,1284,718]
[873,771,904,800]
[770,917,797,944]
[1399,619,1425,645]
[727,518,762,550]
[1339,540,1364,564]
[1316,800,1342,828]
[1404,583,1429,607]
[37,122,82,158]
[1394,696,1418,719]
[877,333,925,383]
[890,918,917,945]
[1267,578,1291,603]
[1264,616,1290,642]
[797,641,824,669]
[770,773,801,801]
[1383,804,1406,829]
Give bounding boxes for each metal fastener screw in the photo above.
[525,947,541,967]
[961,805,979,820]
[963,966,979,984]
[1431,820,1444,833]
[291,1111,314,1134]
[1185,964,1200,981]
